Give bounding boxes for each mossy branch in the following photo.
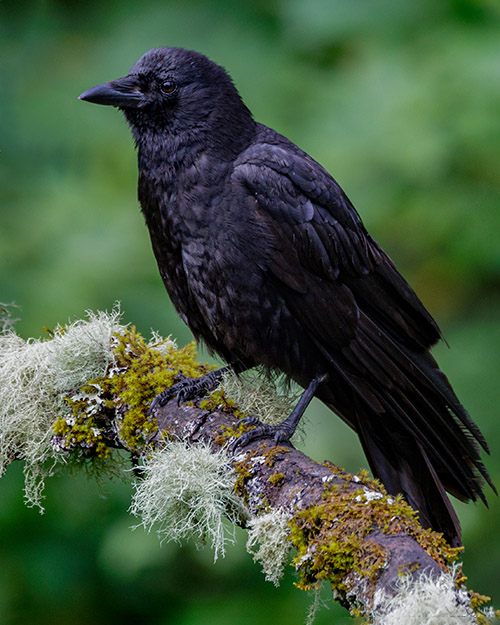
[150,395,484,622]
[0,312,495,624]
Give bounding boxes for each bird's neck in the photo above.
[131,102,256,173]
[136,130,203,182]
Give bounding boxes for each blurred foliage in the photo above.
[1,0,500,623]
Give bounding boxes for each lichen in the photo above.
[370,565,480,625]
[0,301,21,334]
[246,509,293,586]
[130,440,245,561]
[0,308,123,509]
[231,444,292,508]
[232,449,259,504]
[220,369,301,428]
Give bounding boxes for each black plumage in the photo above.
[79,47,494,546]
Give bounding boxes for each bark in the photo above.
[151,396,468,616]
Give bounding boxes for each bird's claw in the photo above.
[231,417,294,453]
[235,416,261,429]
[150,388,174,412]
[149,374,189,412]
[150,371,222,415]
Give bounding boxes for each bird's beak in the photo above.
[78,76,145,109]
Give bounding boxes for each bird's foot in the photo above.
[230,374,328,453]
[231,416,296,452]
[150,367,229,413]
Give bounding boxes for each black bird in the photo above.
[79,47,494,546]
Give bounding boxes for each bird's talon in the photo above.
[150,389,172,412]
[236,415,261,429]
[151,368,228,415]
[229,419,295,454]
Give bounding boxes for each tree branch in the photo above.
[0,314,493,623]
[151,395,471,617]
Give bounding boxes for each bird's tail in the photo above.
[314,313,495,548]
[352,402,463,546]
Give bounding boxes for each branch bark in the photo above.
[150,394,473,618]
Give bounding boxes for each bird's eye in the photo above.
[160,80,177,95]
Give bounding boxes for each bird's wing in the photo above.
[233,140,440,350]
[231,139,491,508]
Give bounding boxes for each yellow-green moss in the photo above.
[469,591,499,625]
[288,474,462,607]
[233,449,258,504]
[213,420,255,447]
[109,329,214,451]
[269,472,285,487]
[263,445,291,467]
[199,387,242,414]
[52,402,109,459]
[289,485,386,596]
[53,327,214,458]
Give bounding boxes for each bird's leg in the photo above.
[232,373,328,451]
[150,363,247,412]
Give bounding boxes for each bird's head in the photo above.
[79,47,254,154]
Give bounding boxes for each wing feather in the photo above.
[232,138,492,514]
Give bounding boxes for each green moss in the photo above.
[268,472,285,487]
[53,398,110,459]
[262,445,291,467]
[288,474,462,610]
[289,486,386,597]
[213,420,254,447]
[233,450,257,504]
[469,591,499,624]
[53,327,214,458]
[109,329,213,450]
[200,387,239,414]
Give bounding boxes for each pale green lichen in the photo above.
[0,301,21,334]
[370,565,479,625]
[130,440,246,560]
[220,369,304,439]
[0,307,123,509]
[246,509,293,586]
[305,586,328,625]
[231,444,290,508]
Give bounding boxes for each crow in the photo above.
[79,46,494,546]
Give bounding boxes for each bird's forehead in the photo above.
[128,47,209,78]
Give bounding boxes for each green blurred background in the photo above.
[1,0,500,623]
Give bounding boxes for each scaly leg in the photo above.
[232,373,328,450]
[150,363,247,412]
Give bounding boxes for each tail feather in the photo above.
[360,319,495,495]
[361,318,489,454]
[311,309,494,545]
[351,398,462,547]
